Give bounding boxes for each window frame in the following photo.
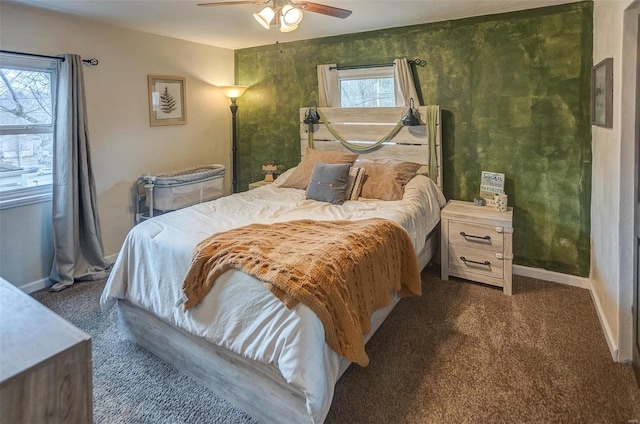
[337,66,397,108]
[0,53,57,210]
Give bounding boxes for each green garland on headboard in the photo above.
[308,106,439,182]
[310,109,405,152]
[425,105,439,181]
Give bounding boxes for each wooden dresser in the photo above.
[0,278,92,423]
[440,200,514,295]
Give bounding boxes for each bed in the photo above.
[100,106,445,423]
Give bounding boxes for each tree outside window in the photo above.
[340,77,395,108]
[337,66,396,108]
[0,57,55,198]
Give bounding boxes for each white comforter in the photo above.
[100,174,446,423]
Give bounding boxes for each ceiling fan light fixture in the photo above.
[279,17,298,32]
[253,6,275,29]
[282,4,303,26]
[198,1,353,32]
[279,22,298,32]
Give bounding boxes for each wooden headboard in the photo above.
[299,106,442,190]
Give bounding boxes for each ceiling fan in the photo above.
[197,0,352,32]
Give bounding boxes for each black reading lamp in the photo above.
[220,85,249,193]
[303,100,320,124]
[401,97,420,126]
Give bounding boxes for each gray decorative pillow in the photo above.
[306,162,351,204]
[280,148,359,190]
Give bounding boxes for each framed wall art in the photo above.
[590,58,613,128]
[148,75,187,126]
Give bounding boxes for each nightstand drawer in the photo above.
[449,220,504,253]
[448,245,504,279]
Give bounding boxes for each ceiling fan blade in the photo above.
[296,2,352,19]
[197,1,268,7]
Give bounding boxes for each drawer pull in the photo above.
[460,256,491,266]
[460,231,491,241]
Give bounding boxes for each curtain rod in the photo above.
[330,63,393,71]
[0,50,99,66]
[329,58,425,71]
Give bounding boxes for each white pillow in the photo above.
[273,167,296,186]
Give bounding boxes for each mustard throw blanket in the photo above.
[181,218,422,366]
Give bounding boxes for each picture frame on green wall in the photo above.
[590,58,613,128]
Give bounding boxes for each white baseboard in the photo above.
[587,281,619,361]
[20,277,49,294]
[513,265,590,289]
[19,253,120,295]
[513,265,618,361]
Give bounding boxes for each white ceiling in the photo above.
[9,0,580,50]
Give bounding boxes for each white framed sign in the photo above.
[480,171,505,205]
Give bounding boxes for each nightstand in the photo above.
[441,200,514,295]
[248,180,273,190]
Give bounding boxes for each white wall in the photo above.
[0,2,235,290]
[0,201,53,291]
[591,0,638,362]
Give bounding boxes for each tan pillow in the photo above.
[280,148,359,189]
[359,159,421,201]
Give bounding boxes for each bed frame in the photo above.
[117,106,443,424]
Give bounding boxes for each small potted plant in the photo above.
[275,164,286,177]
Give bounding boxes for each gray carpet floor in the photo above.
[32,265,640,423]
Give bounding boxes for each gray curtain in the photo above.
[49,54,110,291]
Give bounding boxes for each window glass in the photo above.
[338,67,396,108]
[0,54,56,207]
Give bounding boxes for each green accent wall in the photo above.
[235,2,593,277]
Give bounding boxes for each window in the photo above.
[338,67,396,108]
[0,53,56,209]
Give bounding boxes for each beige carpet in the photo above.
[33,265,640,423]
[326,265,640,423]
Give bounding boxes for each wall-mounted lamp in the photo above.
[303,100,320,124]
[220,85,249,193]
[401,97,421,126]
